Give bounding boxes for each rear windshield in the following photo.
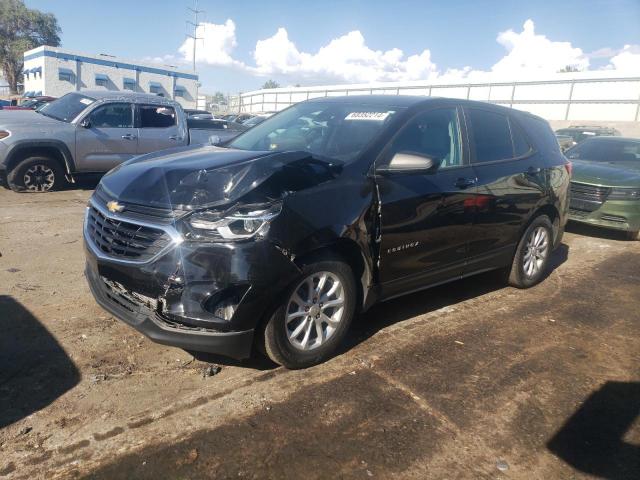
[566,139,640,162]
[228,102,401,163]
[38,93,96,122]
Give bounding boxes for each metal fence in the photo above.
[231,75,640,122]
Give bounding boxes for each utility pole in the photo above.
[187,0,204,107]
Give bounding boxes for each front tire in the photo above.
[8,156,66,192]
[262,260,357,369]
[507,215,553,289]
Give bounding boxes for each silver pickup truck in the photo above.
[0,91,246,192]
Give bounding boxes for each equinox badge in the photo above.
[106,200,125,213]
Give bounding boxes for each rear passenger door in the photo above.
[463,107,547,272]
[136,104,183,154]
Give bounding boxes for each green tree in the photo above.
[0,0,61,94]
[262,79,280,89]
[212,91,226,105]
[558,65,580,73]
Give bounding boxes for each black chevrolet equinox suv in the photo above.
[84,96,570,368]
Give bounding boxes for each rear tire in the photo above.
[261,260,356,369]
[8,156,66,192]
[507,215,553,289]
[626,230,639,241]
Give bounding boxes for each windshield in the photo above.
[566,139,640,162]
[228,102,400,163]
[38,93,96,122]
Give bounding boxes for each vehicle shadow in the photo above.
[69,175,102,191]
[547,381,640,479]
[0,295,80,428]
[566,221,630,241]
[344,243,569,354]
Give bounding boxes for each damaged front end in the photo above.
[83,148,347,358]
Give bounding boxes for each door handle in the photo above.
[455,177,477,189]
[121,134,136,140]
[169,135,183,141]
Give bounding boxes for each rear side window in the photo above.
[139,105,176,128]
[468,109,513,163]
[510,118,531,157]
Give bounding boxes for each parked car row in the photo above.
[1,93,637,369]
[0,91,249,191]
[0,95,57,111]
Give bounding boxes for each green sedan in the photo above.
[565,137,640,240]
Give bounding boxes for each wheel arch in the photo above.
[292,238,372,313]
[522,203,561,247]
[5,141,74,176]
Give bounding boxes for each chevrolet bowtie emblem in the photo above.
[106,200,125,213]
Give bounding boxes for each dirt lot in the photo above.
[0,186,639,480]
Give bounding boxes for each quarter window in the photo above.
[510,118,531,157]
[389,108,463,169]
[468,109,513,163]
[139,105,176,128]
[89,103,133,128]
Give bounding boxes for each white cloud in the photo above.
[252,28,438,83]
[179,19,241,67]
[174,17,636,87]
[491,19,589,75]
[607,44,640,72]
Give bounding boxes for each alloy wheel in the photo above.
[285,271,345,351]
[523,226,549,278]
[23,164,55,192]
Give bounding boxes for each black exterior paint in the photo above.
[84,96,570,359]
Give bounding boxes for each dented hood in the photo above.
[99,145,340,210]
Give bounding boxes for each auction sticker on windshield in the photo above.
[345,111,393,121]
[79,98,94,105]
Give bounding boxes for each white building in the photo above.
[22,46,199,108]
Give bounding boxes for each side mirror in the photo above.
[80,119,91,129]
[377,152,437,175]
[209,135,222,146]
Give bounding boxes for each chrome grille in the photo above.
[570,182,611,212]
[86,206,170,261]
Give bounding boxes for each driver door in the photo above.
[75,102,137,172]
[375,106,477,299]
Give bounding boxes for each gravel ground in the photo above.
[0,187,638,479]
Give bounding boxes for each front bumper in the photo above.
[83,203,301,359]
[569,200,640,233]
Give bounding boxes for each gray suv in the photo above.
[0,91,237,192]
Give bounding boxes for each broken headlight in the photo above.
[186,202,282,241]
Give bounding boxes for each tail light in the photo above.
[564,161,572,177]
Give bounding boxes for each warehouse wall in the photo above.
[234,73,640,127]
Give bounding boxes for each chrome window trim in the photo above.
[83,197,183,265]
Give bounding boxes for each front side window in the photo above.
[38,93,96,123]
[228,102,401,163]
[387,108,463,169]
[468,108,514,163]
[139,105,176,128]
[89,103,133,128]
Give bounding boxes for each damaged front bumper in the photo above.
[83,199,301,359]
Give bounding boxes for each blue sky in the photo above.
[26,0,640,93]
